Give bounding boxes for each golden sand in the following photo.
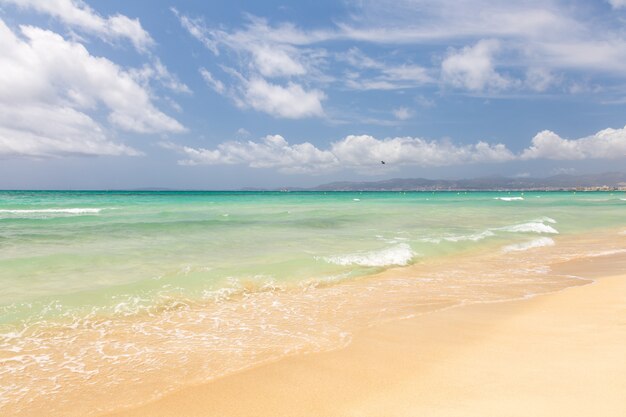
[105,253,626,417]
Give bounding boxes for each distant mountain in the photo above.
[308,172,626,191]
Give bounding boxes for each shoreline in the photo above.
[106,252,626,417]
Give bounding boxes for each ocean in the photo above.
[1,190,625,415]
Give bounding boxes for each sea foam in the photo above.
[0,208,103,215]
[422,230,495,244]
[502,237,555,253]
[532,216,557,224]
[494,196,524,201]
[322,243,416,267]
[497,222,559,234]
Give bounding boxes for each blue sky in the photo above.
[1,0,626,189]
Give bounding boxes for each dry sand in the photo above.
[107,255,626,417]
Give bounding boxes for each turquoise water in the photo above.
[1,190,625,416]
[1,190,625,322]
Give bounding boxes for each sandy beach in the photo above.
[106,253,626,417]
[3,0,626,415]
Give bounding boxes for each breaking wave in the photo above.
[421,230,495,244]
[322,243,417,267]
[0,208,103,216]
[497,222,559,234]
[494,196,524,201]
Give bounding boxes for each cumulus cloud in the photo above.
[161,135,338,174]
[199,66,324,118]
[252,44,307,78]
[331,135,514,168]
[1,0,154,52]
[242,78,325,119]
[163,134,514,173]
[0,19,183,158]
[442,39,513,91]
[0,103,140,158]
[521,126,626,160]
[163,124,626,174]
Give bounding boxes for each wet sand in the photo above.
[106,254,626,417]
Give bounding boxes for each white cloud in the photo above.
[442,39,513,91]
[199,68,225,94]
[392,107,413,120]
[340,47,384,70]
[241,78,326,119]
[0,103,140,158]
[174,13,316,78]
[162,135,338,174]
[524,68,559,92]
[338,0,575,43]
[171,8,219,54]
[175,11,330,117]
[346,0,626,77]
[521,126,626,160]
[1,0,154,52]
[345,64,432,91]
[164,134,514,173]
[330,135,514,168]
[339,48,432,90]
[200,66,325,119]
[383,65,430,82]
[131,59,191,94]
[608,0,626,9]
[537,40,626,73]
[345,78,401,91]
[0,19,183,158]
[176,0,626,100]
[164,124,626,174]
[251,44,307,77]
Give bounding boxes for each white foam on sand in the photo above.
[322,243,417,267]
[532,216,557,224]
[497,222,559,234]
[502,237,555,253]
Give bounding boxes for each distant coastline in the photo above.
[149,171,626,192]
[303,172,626,192]
[2,172,626,192]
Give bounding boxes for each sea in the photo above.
[1,190,625,416]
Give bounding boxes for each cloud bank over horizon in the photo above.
[162,125,626,174]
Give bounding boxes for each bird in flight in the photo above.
[381,161,386,164]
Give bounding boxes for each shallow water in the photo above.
[1,191,625,415]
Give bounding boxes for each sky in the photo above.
[1,0,626,189]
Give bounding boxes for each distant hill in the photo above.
[308,172,626,191]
